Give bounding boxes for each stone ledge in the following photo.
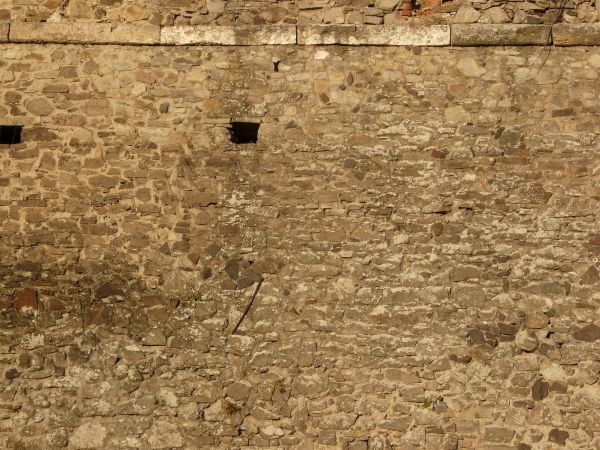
[451,24,551,46]
[9,22,160,45]
[553,24,600,46]
[3,23,600,46]
[161,26,296,45]
[297,25,450,46]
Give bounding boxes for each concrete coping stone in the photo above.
[297,25,450,46]
[2,22,600,46]
[161,25,297,45]
[451,24,552,46]
[553,24,600,46]
[9,22,160,45]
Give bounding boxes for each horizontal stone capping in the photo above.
[452,24,551,46]
[161,25,296,46]
[553,24,600,46]
[297,25,450,46]
[3,22,600,46]
[9,22,160,45]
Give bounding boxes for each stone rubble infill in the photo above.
[3,22,600,46]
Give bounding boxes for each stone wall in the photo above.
[5,0,600,25]
[1,39,600,449]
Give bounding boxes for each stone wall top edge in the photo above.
[3,22,600,46]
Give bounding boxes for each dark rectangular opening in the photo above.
[229,122,260,144]
[0,126,22,145]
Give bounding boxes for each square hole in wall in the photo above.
[229,122,260,144]
[0,126,23,145]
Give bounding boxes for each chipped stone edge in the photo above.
[3,23,600,46]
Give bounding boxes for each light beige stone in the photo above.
[141,329,167,346]
[207,0,226,14]
[589,54,600,68]
[453,4,481,23]
[456,57,486,77]
[9,22,160,44]
[297,25,450,46]
[26,98,54,116]
[67,0,94,19]
[147,420,184,449]
[483,7,511,24]
[160,26,297,45]
[375,0,401,12]
[69,423,107,449]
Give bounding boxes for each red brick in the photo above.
[14,288,38,310]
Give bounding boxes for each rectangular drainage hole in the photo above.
[0,125,23,145]
[229,122,260,144]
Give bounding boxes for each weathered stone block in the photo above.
[0,22,8,43]
[553,24,600,46]
[451,24,551,46]
[9,22,160,45]
[69,422,107,449]
[484,427,515,443]
[548,429,569,446]
[161,26,296,45]
[298,25,450,46]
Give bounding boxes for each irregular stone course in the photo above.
[6,0,600,25]
[1,42,600,449]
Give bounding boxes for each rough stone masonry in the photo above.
[1,2,600,450]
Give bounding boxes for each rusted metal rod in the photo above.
[231,278,263,335]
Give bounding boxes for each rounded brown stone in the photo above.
[25,98,54,116]
[431,222,444,236]
[573,324,600,342]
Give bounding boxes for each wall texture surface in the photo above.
[0,37,600,450]
[6,0,600,25]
